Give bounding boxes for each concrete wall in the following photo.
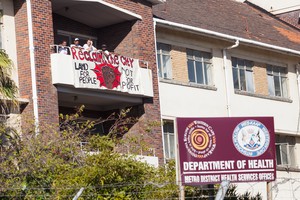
[156,26,300,198]
[157,26,300,135]
[0,0,18,87]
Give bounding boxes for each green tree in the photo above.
[0,108,262,199]
[0,49,18,151]
[0,49,18,112]
[0,109,159,199]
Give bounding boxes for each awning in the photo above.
[52,0,142,28]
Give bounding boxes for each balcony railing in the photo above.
[50,45,153,97]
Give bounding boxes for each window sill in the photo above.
[277,165,300,172]
[159,78,217,91]
[234,90,293,103]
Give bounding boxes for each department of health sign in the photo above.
[177,117,276,185]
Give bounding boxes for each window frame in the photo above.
[163,120,175,160]
[267,65,288,98]
[232,57,255,93]
[186,48,213,85]
[156,43,172,79]
[56,30,98,47]
[275,142,295,167]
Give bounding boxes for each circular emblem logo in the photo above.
[184,121,216,158]
[232,120,270,157]
[93,62,121,89]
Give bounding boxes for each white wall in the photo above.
[158,31,300,136]
[157,28,300,199]
[0,0,19,87]
[227,48,300,135]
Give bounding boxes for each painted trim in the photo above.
[26,0,39,133]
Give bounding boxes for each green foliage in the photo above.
[0,109,262,199]
[0,109,157,199]
[0,49,18,113]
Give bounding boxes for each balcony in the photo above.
[52,0,142,29]
[51,47,153,110]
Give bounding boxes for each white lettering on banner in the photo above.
[183,160,235,171]
[183,172,274,184]
[71,49,143,95]
[221,174,238,182]
[259,173,274,181]
[248,159,274,168]
[185,175,200,183]
[200,175,220,183]
[238,173,259,181]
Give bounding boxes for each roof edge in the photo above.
[154,18,300,57]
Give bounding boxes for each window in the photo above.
[275,135,296,167]
[276,143,295,167]
[56,30,97,47]
[267,65,288,98]
[163,120,175,159]
[156,43,172,79]
[187,49,212,85]
[232,57,254,92]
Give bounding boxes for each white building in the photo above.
[247,0,300,15]
[154,0,300,199]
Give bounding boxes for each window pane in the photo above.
[169,134,175,159]
[281,144,288,165]
[164,133,169,158]
[276,145,282,165]
[187,49,193,59]
[232,67,239,89]
[273,66,280,74]
[162,55,172,79]
[267,65,272,73]
[202,52,212,60]
[232,57,237,68]
[237,59,245,69]
[163,120,174,159]
[245,60,253,70]
[194,50,201,61]
[163,121,174,133]
[157,53,162,78]
[188,60,196,83]
[204,62,211,85]
[280,67,286,75]
[281,77,288,98]
[289,145,296,167]
[157,43,172,79]
[239,69,246,90]
[246,70,254,92]
[274,76,281,96]
[195,61,204,84]
[268,75,275,96]
[159,43,170,54]
[187,49,212,85]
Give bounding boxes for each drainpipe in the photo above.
[26,0,39,133]
[223,40,239,117]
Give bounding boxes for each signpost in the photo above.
[177,117,276,186]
